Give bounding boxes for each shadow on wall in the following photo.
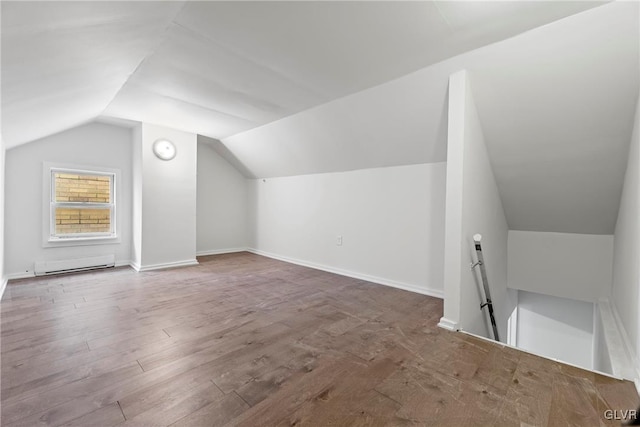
[518,290,594,334]
[198,135,254,179]
[516,289,595,370]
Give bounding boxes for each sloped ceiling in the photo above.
[222,1,639,234]
[471,2,639,234]
[2,1,638,235]
[1,1,186,147]
[2,0,605,148]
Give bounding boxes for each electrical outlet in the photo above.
[337,236,343,246]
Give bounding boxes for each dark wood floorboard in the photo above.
[1,252,637,426]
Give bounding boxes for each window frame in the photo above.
[43,163,119,246]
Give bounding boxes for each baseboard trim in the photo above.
[0,279,7,301]
[598,298,640,393]
[437,317,460,331]
[196,248,247,257]
[5,271,35,280]
[247,248,443,299]
[133,259,199,272]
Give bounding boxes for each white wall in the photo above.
[441,70,513,342]
[247,163,446,297]
[508,230,614,303]
[196,139,247,255]
[517,290,594,370]
[1,12,4,293]
[4,123,133,277]
[611,87,640,379]
[1,134,6,296]
[223,60,449,178]
[131,124,143,268]
[593,303,614,375]
[134,123,198,270]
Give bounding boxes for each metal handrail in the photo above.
[471,234,499,342]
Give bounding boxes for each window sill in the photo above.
[44,235,120,248]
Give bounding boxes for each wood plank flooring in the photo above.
[1,252,638,426]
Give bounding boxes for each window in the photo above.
[49,168,116,241]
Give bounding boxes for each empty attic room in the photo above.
[1,1,640,426]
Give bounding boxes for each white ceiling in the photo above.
[2,0,605,148]
[470,2,639,234]
[222,1,639,234]
[2,1,638,235]
[1,1,186,147]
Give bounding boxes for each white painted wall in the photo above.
[593,303,614,375]
[440,71,466,332]
[196,138,247,255]
[517,290,594,370]
[247,163,446,297]
[611,87,640,380]
[508,230,614,303]
[131,124,143,269]
[1,134,6,296]
[441,70,513,342]
[135,123,198,270]
[4,122,133,277]
[1,8,4,293]
[223,62,450,179]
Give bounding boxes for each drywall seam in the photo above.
[248,248,444,299]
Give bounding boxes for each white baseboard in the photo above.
[5,271,35,280]
[196,248,247,257]
[0,279,7,301]
[247,248,443,299]
[132,259,199,272]
[437,317,460,331]
[598,298,640,393]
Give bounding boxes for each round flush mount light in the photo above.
[152,139,177,161]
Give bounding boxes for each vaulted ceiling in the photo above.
[2,1,639,235]
[3,1,606,148]
[471,3,639,234]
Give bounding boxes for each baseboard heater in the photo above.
[34,254,115,276]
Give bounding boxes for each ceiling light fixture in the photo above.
[152,139,177,160]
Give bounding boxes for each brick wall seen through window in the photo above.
[50,170,115,239]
